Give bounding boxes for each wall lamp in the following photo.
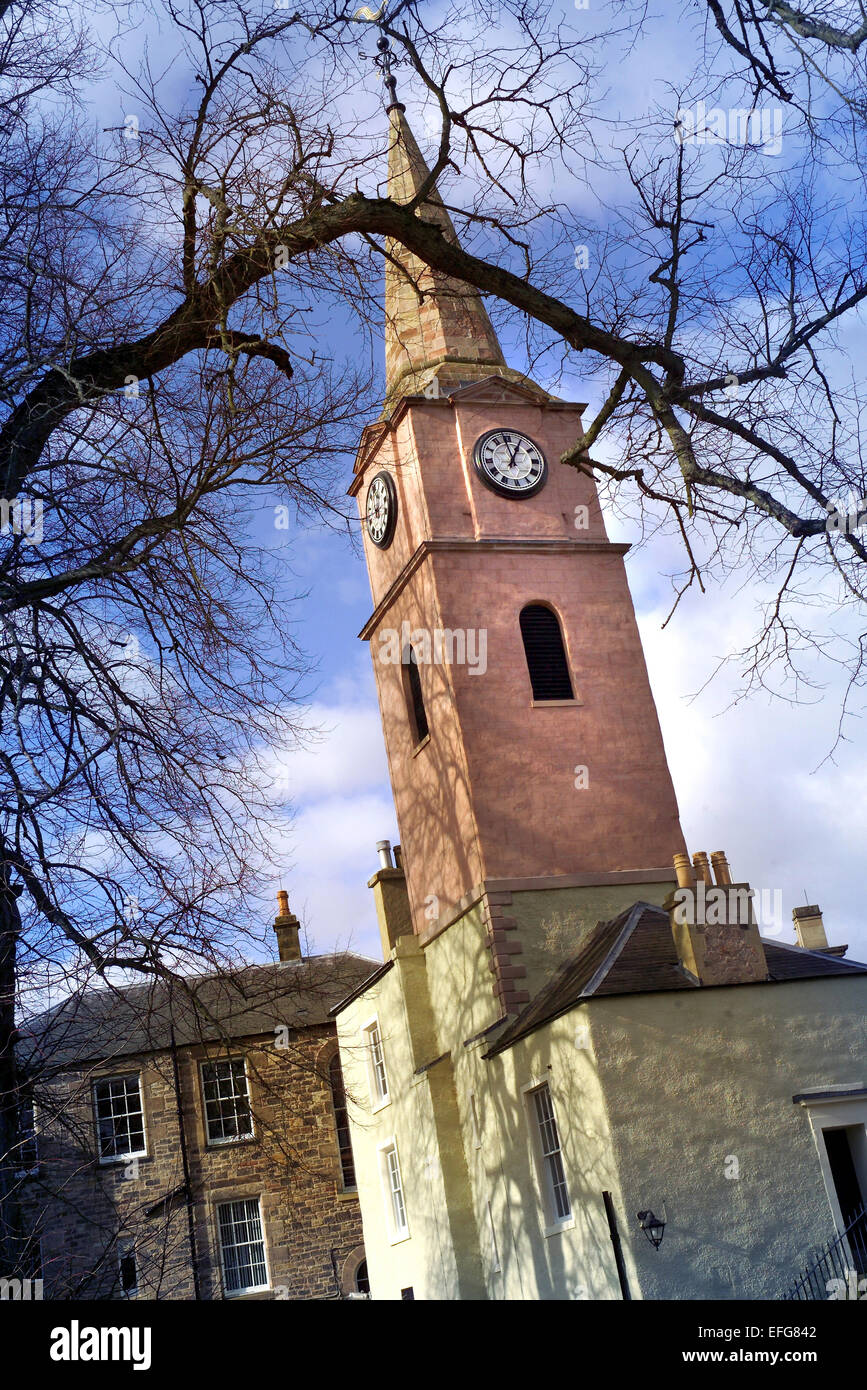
[637,1209,666,1250]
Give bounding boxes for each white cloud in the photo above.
[260,673,398,960]
[631,547,867,960]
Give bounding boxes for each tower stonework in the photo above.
[352,107,687,1012]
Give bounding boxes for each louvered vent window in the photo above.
[519,605,574,701]
[403,646,430,743]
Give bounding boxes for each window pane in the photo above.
[93,1076,145,1159]
[218,1198,268,1294]
[533,1084,571,1222]
[329,1053,356,1190]
[385,1146,407,1233]
[368,1024,388,1101]
[202,1059,253,1143]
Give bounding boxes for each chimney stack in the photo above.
[274,890,302,962]
[792,904,829,951]
[369,840,412,958]
[666,848,768,987]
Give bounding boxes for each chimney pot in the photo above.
[376,839,394,870]
[673,853,696,888]
[692,851,713,886]
[710,851,733,886]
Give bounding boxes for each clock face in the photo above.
[365,470,398,549]
[473,428,548,498]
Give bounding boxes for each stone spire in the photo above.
[384,105,516,410]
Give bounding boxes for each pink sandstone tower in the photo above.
[350,101,688,1013]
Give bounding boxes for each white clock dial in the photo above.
[365,471,398,549]
[473,429,548,498]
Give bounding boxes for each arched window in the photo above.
[402,646,429,744]
[355,1259,370,1295]
[329,1052,356,1192]
[519,604,574,701]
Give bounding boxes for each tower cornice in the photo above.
[348,381,588,493]
[357,536,631,640]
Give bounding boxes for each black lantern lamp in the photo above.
[637,1209,666,1250]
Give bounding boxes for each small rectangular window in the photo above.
[93,1075,146,1162]
[403,647,430,745]
[329,1053,357,1191]
[217,1198,269,1295]
[364,1021,389,1105]
[381,1142,408,1240]
[14,1096,38,1176]
[530,1082,572,1225]
[118,1239,137,1297]
[201,1058,253,1144]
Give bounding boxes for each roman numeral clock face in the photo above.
[365,470,398,549]
[473,429,548,498]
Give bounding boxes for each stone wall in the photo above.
[21,1024,364,1300]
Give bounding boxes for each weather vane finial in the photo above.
[354,5,403,112]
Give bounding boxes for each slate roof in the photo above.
[486,902,867,1056]
[19,952,378,1070]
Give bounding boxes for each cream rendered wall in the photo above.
[588,973,867,1299]
[456,971,867,1302]
[458,1011,630,1300]
[342,890,647,1301]
[336,934,485,1300]
[341,887,867,1302]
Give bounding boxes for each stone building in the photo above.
[331,101,867,1301]
[16,896,371,1300]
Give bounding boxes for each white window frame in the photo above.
[216,1196,271,1297]
[117,1238,138,1298]
[362,1016,390,1111]
[522,1077,574,1236]
[199,1055,255,1146]
[93,1073,148,1165]
[378,1138,409,1243]
[798,1092,867,1237]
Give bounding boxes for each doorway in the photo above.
[822,1125,867,1272]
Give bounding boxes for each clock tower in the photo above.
[351,103,687,1014]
